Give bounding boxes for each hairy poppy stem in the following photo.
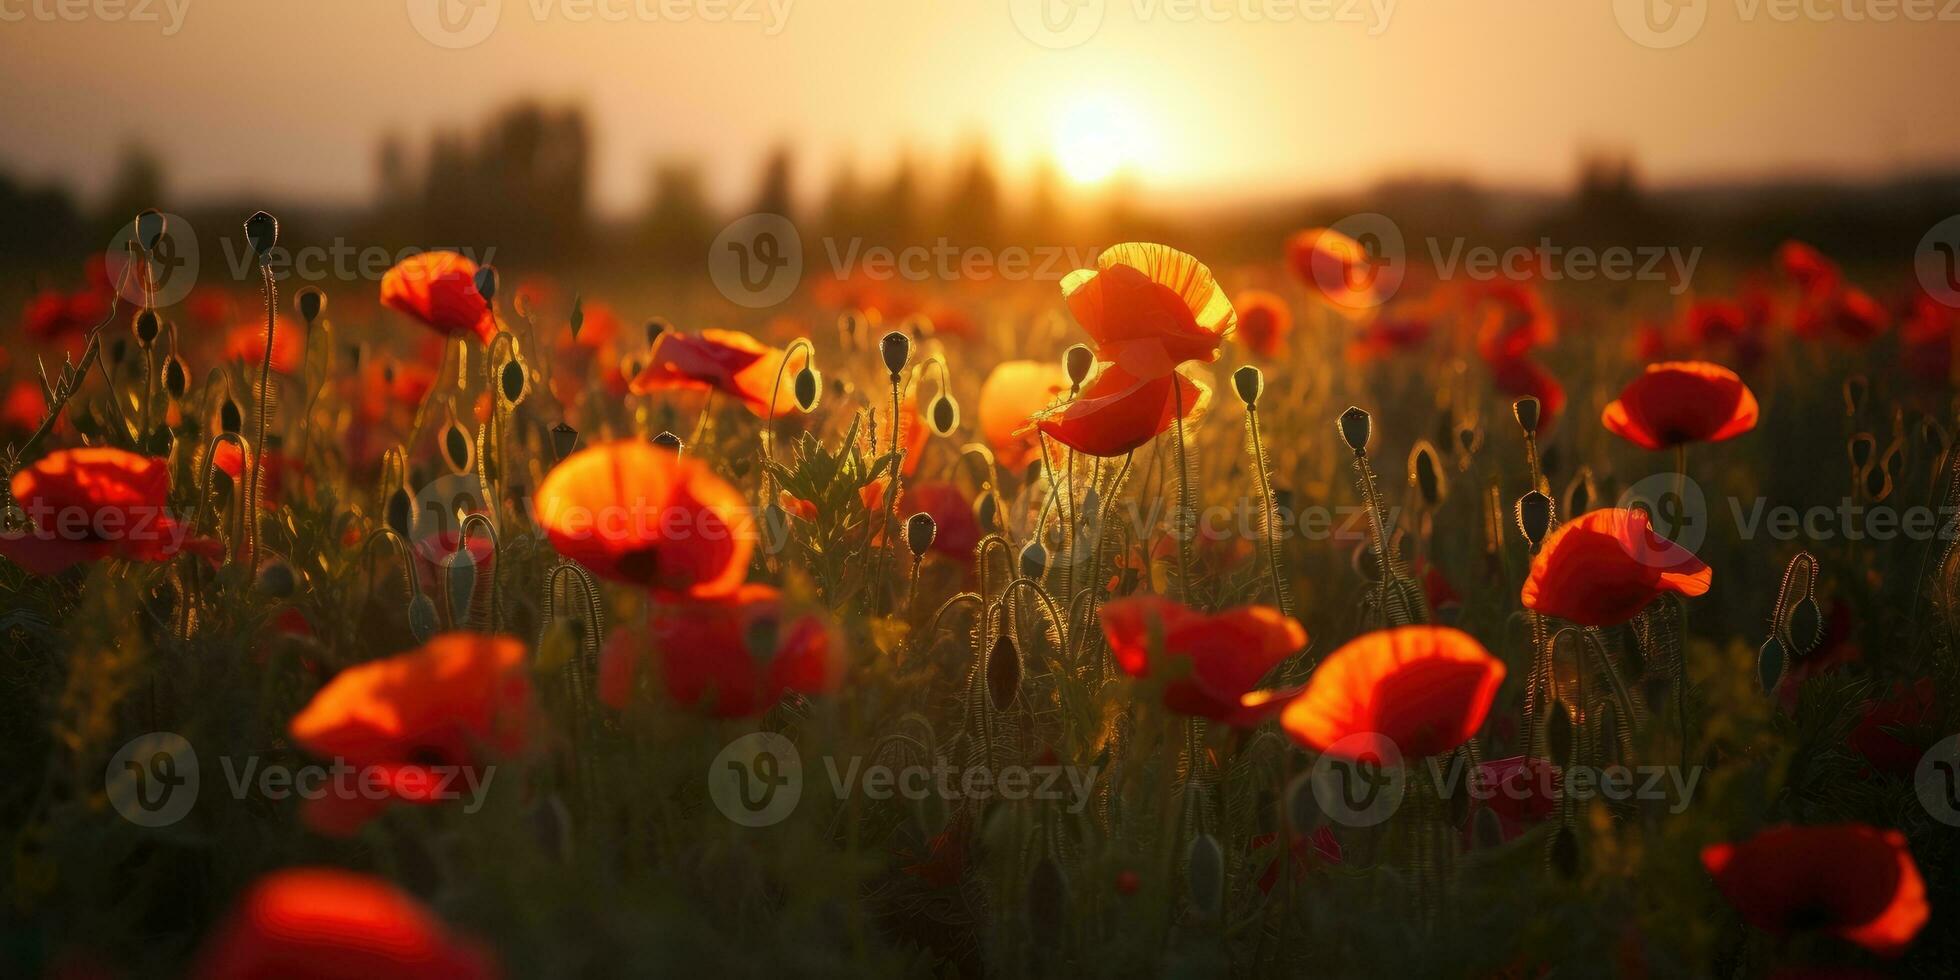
[246,263,278,570]
[1245,404,1289,617]
[1169,380,1197,605]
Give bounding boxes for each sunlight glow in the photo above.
[1052,94,1152,185]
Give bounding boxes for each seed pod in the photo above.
[929,394,959,436]
[129,309,161,349]
[880,330,911,379]
[473,264,499,303]
[386,486,413,538]
[255,558,295,598]
[295,286,326,324]
[219,397,243,434]
[987,632,1020,710]
[549,421,580,461]
[499,358,527,405]
[1338,406,1371,454]
[1409,441,1444,506]
[443,421,474,474]
[1019,539,1048,579]
[1516,490,1553,550]
[652,431,683,452]
[1233,364,1264,407]
[1785,596,1823,657]
[135,208,167,251]
[1758,636,1786,693]
[794,363,821,412]
[1513,396,1541,435]
[974,491,1001,533]
[906,512,937,558]
[1065,344,1095,387]
[644,316,670,347]
[244,211,278,257]
[445,547,478,627]
[162,356,189,400]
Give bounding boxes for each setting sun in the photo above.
[1053,93,1153,184]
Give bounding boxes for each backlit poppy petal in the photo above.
[630,328,800,417]
[1101,595,1307,725]
[380,251,496,344]
[533,440,754,596]
[1601,361,1758,451]
[1281,626,1504,759]
[195,868,499,979]
[1522,508,1711,627]
[0,447,211,575]
[1702,824,1928,956]
[978,360,1070,471]
[1062,244,1233,376]
[1021,363,1207,458]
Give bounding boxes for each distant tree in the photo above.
[940,143,1002,246]
[749,145,794,221]
[97,144,166,237]
[641,161,716,269]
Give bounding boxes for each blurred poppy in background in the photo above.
[1702,823,1927,956]
[600,583,842,717]
[533,440,754,596]
[195,868,499,979]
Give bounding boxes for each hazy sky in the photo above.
[2,0,1956,214]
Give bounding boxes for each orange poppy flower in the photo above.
[630,328,801,418]
[194,868,499,979]
[1281,626,1505,760]
[904,481,981,559]
[1285,228,1391,313]
[0,447,213,575]
[380,251,496,343]
[1100,595,1308,726]
[1232,289,1293,358]
[2,378,47,435]
[1020,362,1208,459]
[223,315,305,374]
[533,440,754,596]
[599,583,842,717]
[1061,243,1236,378]
[978,360,1069,471]
[288,633,532,836]
[1602,361,1759,451]
[1702,824,1928,956]
[1521,508,1711,627]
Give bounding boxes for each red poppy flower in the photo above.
[1777,240,1841,297]
[1281,626,1505,760]
[1850,678,1937,777]
[978,360,1069,472]
[1473,755,1562,842]
[1286,227,1394,313]
[22,287,111,347]
[1020,362,1208,458]
[903,481,982,559]
[1794,285,1889,343]
[1344,313,1432,363]
[224,316,305,374]
[1702,824,1928,956]
[380,251,496,343]
[1233,289,1294,358]
[1488,355,1564,436]
[1100,595,1308,726]
[1061,243,1236,378]
[1474,282,1556,363]
[2,378,47,435]
[1522,508,1711,627]
[288,633,532,836]
[0,447,213,575]
[1602,361,1759,451]
[1901,294,1956,383]
[599,584,842,717]
[533,440,754,597]
[630,328,801,418]
[194,868,499,979]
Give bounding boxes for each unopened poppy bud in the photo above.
[1019,539,1048,579]
[474,265,499,304]
[1516,490,1553,549]
[296,286,325,324]
[255,558,295,598]
[132,309,160,349]
[500,358,528,405]
[645,316,670,347]
[442,421,473,473]
[1233,365,1264,407]
[652,431,683,452]
[1064,344,1094,387]
[794,363,822,412]
[385,486,413,537]
[244,210,278,258]
[1338,406,1372,455]
[135,208,166,251]
[1410,442,1443,506]
[974,491,1000,533]
[549,421,579,461]
[906,512,937,557]
[929,394,959,436]
[219,397,243,434]
[162,355,189,400]
[566,296,583,339]
[881,330,911,379]
[1513,396,1541,435]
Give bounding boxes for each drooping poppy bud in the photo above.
[929,394,959,436]
[794,363,821,412]
[645,316,670,347]
[652,431,683,452]
[135,208,166,251]
[1410,442,1443,506]
[549,421,580,461]
[1019,539,1048,579]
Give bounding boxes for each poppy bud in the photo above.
[1338,406,1371,455]
[1019,539,1048,579]
[499,358,528,405]
[1409,442,1443,506]
[652,431,683,452]
[906,512,937,558]
[794,363,822,412]
[132,309,160,349]
[974,491,1000,533]
[1785,596,1823,657]
[135,208,167,251]
[929,394,959,436]
[1513,396,1541,435]
[1757,636,1786,693]
[407,593,439,642]
[566,296,583,339]
[219,397,243,434]
[880,330,911,379]
[295,286,325,324]
[1064,344,1094,387]
[1516,490,1553,550]
[244,210,278,258]
[443,421,473,474]
[162,355,189,400]
[474,264,499,304]
[255,558,295,598]
[550,421,580,461]
[645,316,670,347]
[1232,365,1264,408]
[386,486,413,538]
